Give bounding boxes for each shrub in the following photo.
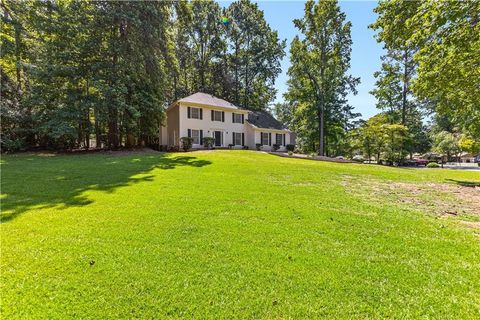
[203,137,214,149]
[242,146,249,150]
[256,143,262,151]
[288,151,293,156]
[180,137,193,151]
[286,144,295,152]
[272,144,280,151]
[1,137,25,153]
[228,144,234,149]
[427,162,440,168]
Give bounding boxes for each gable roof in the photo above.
[247,110,288,131]
[177,92,244,110]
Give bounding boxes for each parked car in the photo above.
[414,158,428,166]
[352,155,364,162]
[403,159,418,167]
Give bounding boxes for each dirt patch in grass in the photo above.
[342,175,480,224]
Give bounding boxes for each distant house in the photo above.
[459,152,475,163]
[160,92,295,151]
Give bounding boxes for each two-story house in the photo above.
[160,92,295,151]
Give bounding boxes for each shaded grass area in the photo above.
[1,150,480,319]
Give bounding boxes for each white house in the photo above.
[160,92,295,151]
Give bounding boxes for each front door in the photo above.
[214,131,222,147]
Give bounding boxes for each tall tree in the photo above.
[1,0,286,152]
[189,0,225,94]
[371,0,420,127]
[226,0,285,110]
[286,0,359,155]
[408,1,480,137]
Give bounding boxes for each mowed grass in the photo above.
[1,150,479,319]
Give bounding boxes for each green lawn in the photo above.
[1,150,479,319]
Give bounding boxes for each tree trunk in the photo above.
[14,24,22,92]
[108,107,119,149]
[94,105,101,148]
[401,49,408,126]
[318,106,325,156]
[85,79,91,149]
[108,20,122,149]
[234,39,239,104]
[184,66,189,93]
[173,73,177,101]
[244,34,250,108]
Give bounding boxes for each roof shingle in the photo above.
[178,92,243,110]
[247,111,288,130]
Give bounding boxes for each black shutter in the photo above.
[232,113,235,123]
[211,110,214,121]
[269,133,272,146]
[241,114,244,124]
[200,108,203,120]
[232,132,235,144]
[187,107,191,118]
[222,111,225,122]
[200,130,203,144]
[187,129,191,137]
[283,134,286,146]
[242,133,245,146]
[261,132,263,145]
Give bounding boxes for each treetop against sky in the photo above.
[219,0,384,119]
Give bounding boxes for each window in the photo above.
[188,107,202,119]
[213,110,223,122]
[261,132,269,146]
[233,113,243,123]
[191,129,200,144]
[191,107,200,119]
[276,133,283,146]
[233,132,242,145]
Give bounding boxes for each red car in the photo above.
[414,159,428,166]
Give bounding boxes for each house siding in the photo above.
[178,102,249,148]
[167,105,180,146]
[249,127,292,151]
[165,96,295,151]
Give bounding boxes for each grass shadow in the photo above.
[445,178,480,188]
[1,152,211,223]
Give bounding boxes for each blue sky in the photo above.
[220,0,384,120]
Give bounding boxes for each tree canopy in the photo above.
[1,0,285,151]
[285,0,359,156]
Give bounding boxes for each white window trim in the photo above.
[234,132,242,146]
[276,133,283,146]
[233,113,242,123]
[191,129,200,145]
[213,110,222,122]
[261,133,269,146]
[190,107,200,119]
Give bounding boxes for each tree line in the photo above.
[2,0,479,160]
[278,0,479,160]
[1,0,285,151]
